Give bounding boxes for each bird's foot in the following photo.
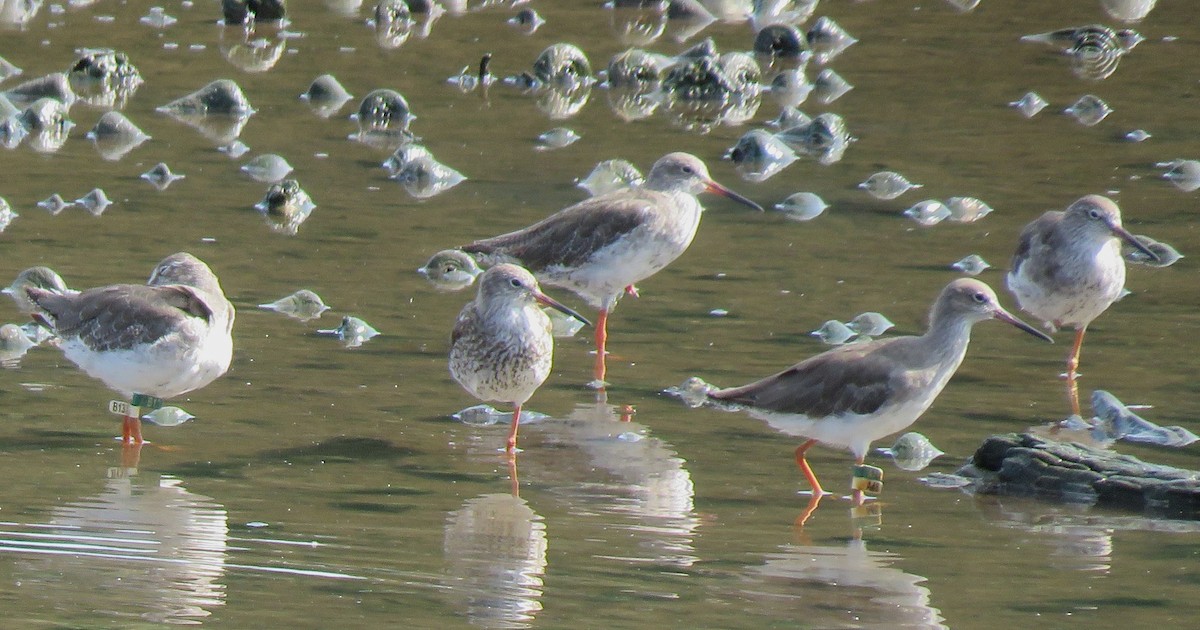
[624,284,640,298]
[1052,414,1095,431]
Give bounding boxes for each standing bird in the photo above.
[449,264,590,454]
[24,253,235,443]
[1006,195,1158,417]
[462,152,762,386]
[696,279,1051,518]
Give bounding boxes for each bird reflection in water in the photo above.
[742,525,946,629]
[0,469,228,624]
[443,457,548,629]
[540,393,701,568]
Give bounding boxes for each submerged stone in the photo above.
[858,170,921,200]
[2,73,76,109]
[157,79,255,116]
[258,289,330,321]
[86,111,150,160]
[773,192,827,221]
[577,159,643,197]
[301,73,353,118]
[255,179,315,235]
[418,249,482,292]
[67,49,142,108]
[140,162,186,190]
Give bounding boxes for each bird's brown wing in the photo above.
[27,284,214,352]
[708,340,911,418]
[449,302,478,347]
[462,192,658,271]
[1010,211,1067,283]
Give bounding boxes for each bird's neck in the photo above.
[917,310,974,371]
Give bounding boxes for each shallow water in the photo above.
[2,0,1200,627]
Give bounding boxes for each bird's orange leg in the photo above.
[121,414,144,444]
[794,439,824,496]
[505,405,522,453]
[794,440,825,526]
[507,455,519,497]
[129,414,144,444]
[592,308,610,385]
[1066,327,1087,418]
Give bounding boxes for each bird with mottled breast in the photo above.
[449,263,589,453]
[461,152,762,385]
[697,279,1051,518]
[1006,194,1158,416]
[24,252,235,443]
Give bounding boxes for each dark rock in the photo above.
[532,43,591,86]
[251,0,286,21]
[959,433,1200,519]
[223,0,286,24]
[223,0,250,24]
[754,24,807,59]
[354,89,413,133]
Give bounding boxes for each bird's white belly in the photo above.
[1008,242,1126,328]
[547,209,701,308]
[61,320,232,400]
[749,395,940,461]
[450,310,553,406]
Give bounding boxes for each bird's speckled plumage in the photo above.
[450,267,555,408]
[1007,194,1149,331]
[1005,194,1156,417]
[459,152,760,385]
[449,264,587,451]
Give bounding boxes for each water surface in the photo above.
[1,0,1199,627]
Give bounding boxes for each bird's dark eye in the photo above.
[1087,208,1101,219]
[509,278,522,288]
[972,292,988,303]
[681,165,694,174]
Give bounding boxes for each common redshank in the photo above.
[1006,194,1158,417]
[24,252,235,444]
[462,152,762,385]
[449,264,589,453]
[696,279,1051,518]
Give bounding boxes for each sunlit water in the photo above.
[1,0,1199,627]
